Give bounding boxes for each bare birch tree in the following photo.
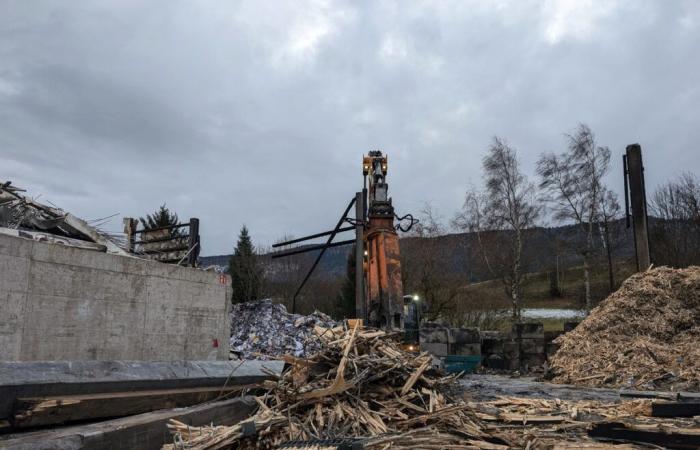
[597,187,621,292]
[537,124,611,311]
[455,138,538,319]
[650,172,700,267]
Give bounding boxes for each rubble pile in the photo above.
[165,323,700,449]
[229,299,337,359]
[0,180,126,254]
[167,324,505,449]
[550,266,700,391]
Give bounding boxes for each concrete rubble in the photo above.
[229,299,337,360]
[0,180,127,255]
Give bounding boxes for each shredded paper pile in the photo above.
[549,266,700,391]
[229,299,338,360]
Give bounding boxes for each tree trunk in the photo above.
[604,221,614,292]
[583,256,591,312]
[511,229,523,320]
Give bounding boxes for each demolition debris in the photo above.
[550,266,700,391]
[0,180,127,254]
[168,323,503,449]
[167,323,700,449]
[229,299,337,359]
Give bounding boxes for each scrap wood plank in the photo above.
[0,397,257,450]
[475,412,567,424]
[12,385,254,429]
[651,401,700,418]
[589,421,700,449]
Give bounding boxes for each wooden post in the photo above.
[354,192,365,320]
[625,144,651,271]
[187,218,200,267]
[123,218,137,253]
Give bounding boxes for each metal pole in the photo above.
[272,226,355,248]
[271,239,355,259]
[625,144,651,271]
[354,192,365,320]
[292,197,356,314]
[187,218,200,267]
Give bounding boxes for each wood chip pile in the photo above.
[549,266,700,391]
[163,323,511,449]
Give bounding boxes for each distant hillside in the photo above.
[200,244,352,279]
[200,218,637,282]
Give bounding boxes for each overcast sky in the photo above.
[1,1,698,255]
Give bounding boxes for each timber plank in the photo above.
[589,421,700,449]
[0,396,257,450]
[651,401,700,418]
[12,385,255,428]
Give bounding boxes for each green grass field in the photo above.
[446,258,637,331]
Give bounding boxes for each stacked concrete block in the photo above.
[544,330,563,360]
[448,327,481,356]
[513,322,545,370]
[419,324,481,358]
[419,324,449,357]
[480,331,507,369]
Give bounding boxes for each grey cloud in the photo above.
[1,0,699,254]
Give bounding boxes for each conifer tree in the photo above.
[140,204,181,236]
[229,225,263,303]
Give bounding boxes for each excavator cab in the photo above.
[402,294,421,352]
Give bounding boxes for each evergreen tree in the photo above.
[139,204,181,236]
[229,225,263,303]
[336,245,356,319]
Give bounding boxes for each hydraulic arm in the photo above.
[363,151,404,329]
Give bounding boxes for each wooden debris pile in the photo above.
[164,323,510,449]
[466,396,699,449]
[549,266,700,391]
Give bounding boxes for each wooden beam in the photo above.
[651,401,700,418]
[12,385,256,429]
[589,421,700,449]
[0,397,257,450]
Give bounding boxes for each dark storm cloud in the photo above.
[1,0,699,254]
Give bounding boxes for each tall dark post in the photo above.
[187,218,200,267]
[625,144,651,271]
[354,191,365,320]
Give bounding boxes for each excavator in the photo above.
[272,151,419,347]
[362,151,405,329]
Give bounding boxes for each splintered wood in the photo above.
[163,323,507,449]
[550,266,700,391]
[163,322,699,449]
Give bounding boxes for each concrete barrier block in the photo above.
[419,328,448,344]
[451,343,481,356]
[448,327,480,344]
[513,322,544,339]
[519,338,545,354]
[421,343,448,357]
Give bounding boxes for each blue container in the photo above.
[443,355,481,374]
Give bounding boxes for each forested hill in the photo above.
[201,218,638,282]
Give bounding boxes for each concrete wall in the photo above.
[0,233,231,361]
